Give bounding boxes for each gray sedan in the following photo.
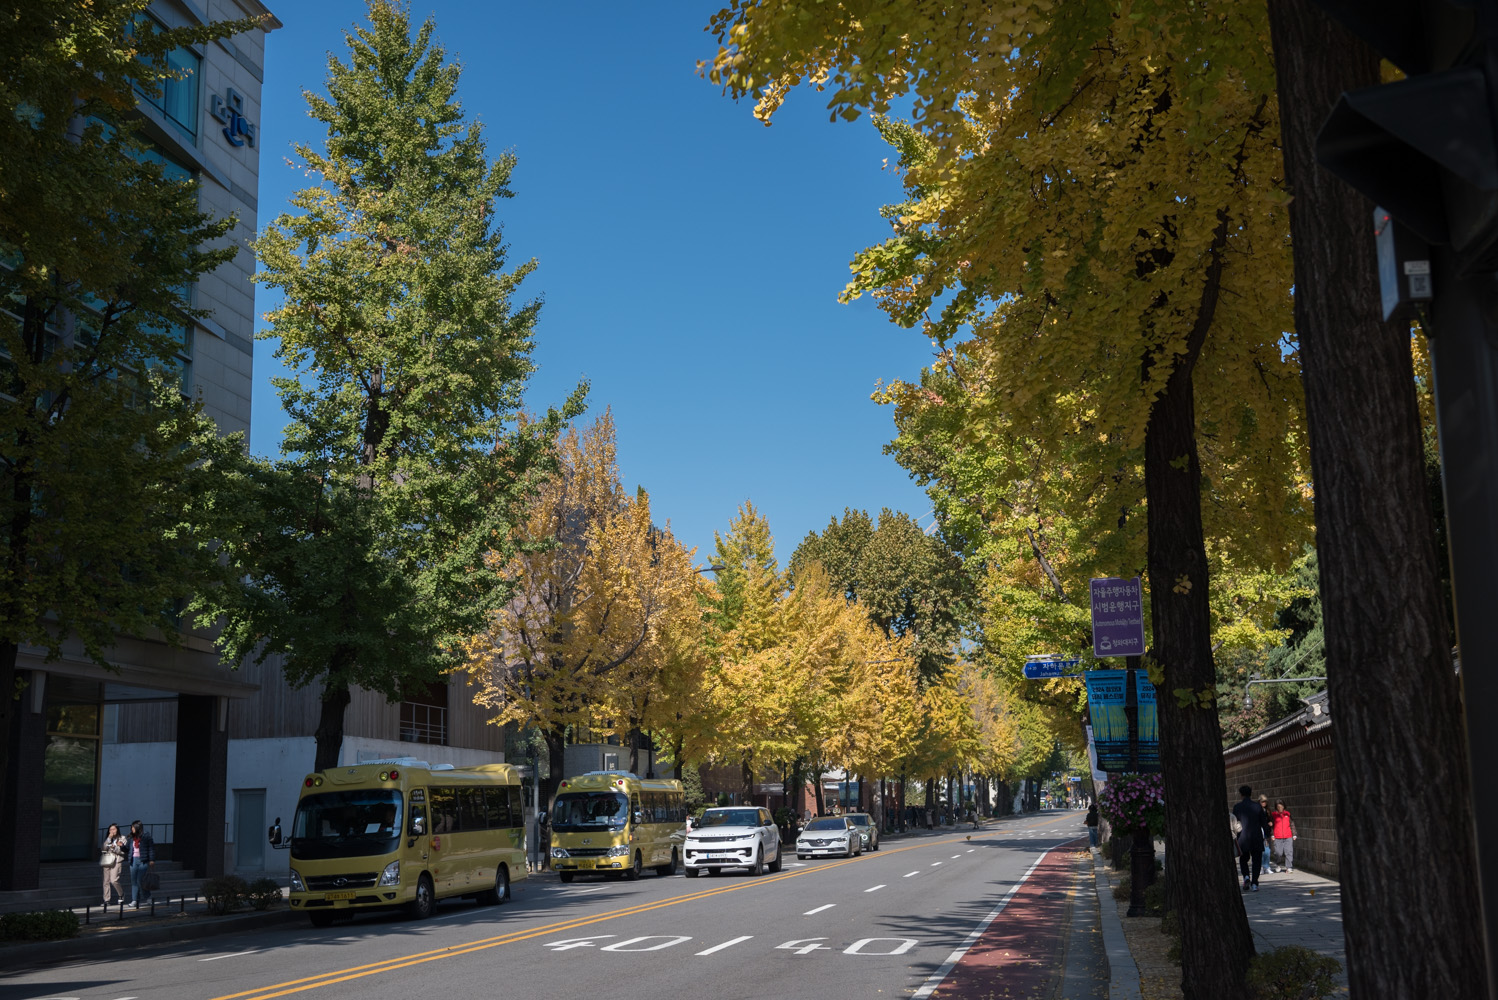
[795,816,861,859]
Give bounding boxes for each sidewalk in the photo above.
[1089,849,1348,998]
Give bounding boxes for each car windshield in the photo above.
[804,818,846,831]
[552,792,630,832]
[290,790,401,860]
[697,809,760,828]
[848,815,870,826]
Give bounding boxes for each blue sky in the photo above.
[250,1,936,564]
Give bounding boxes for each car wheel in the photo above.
[624,851,643,880]
[685,865,700,878]
[558,871,575,884]
[750,846,765,877]
[797,854,806,861]
[769,843,783,873]
[406,873,434,920]
[308,911,335,928]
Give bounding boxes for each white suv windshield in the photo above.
[699,809,759,828]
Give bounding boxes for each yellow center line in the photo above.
[211,832,987,1000]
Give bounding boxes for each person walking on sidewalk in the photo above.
[127,820,155,909]
[1258,794,1276,873]
[1232,786,1269,891]
[101,823,126,906]
[1269,799,1296,872]
[1085,803,1099,848]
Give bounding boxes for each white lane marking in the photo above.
[904,871,920,877]
[777,937,832,955]
[785,862,808,868]
[803,903,836,915]
[952,854,961,859]
[199,950,259,962]
[967,849,975,853]
[696,935,753,956]
[109,997,140,1000]
[543,935,616,951]
[601,935,692,952]
[846,937,918,956]
[865,884,886,893]
[912,850,1052,999]
[930,861,943,866]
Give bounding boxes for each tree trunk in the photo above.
[313,679,352,772]
[672,734,684,780]
[897,774,906,831]
[791,758,804,817]
[544,727,566,811]
[741,749,754,803]
[1265,3,1488,994]
[1143,216,1255,994]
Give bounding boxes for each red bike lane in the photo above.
[924,839,1096,1000]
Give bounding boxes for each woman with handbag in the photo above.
[100,823,126,906]
[127,820,155,909]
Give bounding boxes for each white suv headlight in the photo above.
[289,869,305,892]
[378,860,400,886]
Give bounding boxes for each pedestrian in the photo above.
[1231,786,1269,891]
[127,819,155,908]
[100,823,126,906]
[1085,803,1100,848]
[1258,794,1275,873]
[1269,799,1296,872]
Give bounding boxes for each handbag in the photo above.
[100,851,117,868]
[141,870,161,892]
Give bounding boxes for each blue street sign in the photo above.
[1023,658,1080,679]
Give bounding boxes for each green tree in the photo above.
[0,0,264,884]
[194,1,581,771]
[790,507,968,682]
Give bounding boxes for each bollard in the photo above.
[180,895,186,914]
[84,904,90,925]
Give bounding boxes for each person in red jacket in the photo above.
[1269,799,1296,873]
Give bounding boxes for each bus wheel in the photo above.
[308,911,335,928]
[481,864,509,905]
[624,851,643,880]
[558,871,575,884]
[406,873,435,920]
[656,849,678,877]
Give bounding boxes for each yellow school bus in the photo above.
[280,758,526,926]
[549,771,685,882]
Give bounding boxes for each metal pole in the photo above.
[1426,250,1498,994]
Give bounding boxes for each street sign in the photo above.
[1090,577,1146,657]
[1023,658,1080,679]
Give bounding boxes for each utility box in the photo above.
[1375,206,1434,321]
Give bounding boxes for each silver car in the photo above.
[845,811,879,851]
[796,816,862,859]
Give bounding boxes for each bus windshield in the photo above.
[291,790,403,860]
[552,791,629,831]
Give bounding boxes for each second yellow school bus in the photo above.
[549,771,686,882]
[282,759,526,926]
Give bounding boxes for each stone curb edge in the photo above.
[0,908,301,972]
[1090,847,1143,1000]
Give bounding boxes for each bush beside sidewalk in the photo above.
[1089,846,1349,999]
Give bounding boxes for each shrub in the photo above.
[245,877,282,911]
[1143,881,1165,915]
[0,909,80,941]
[201,875,249,915]
[1247,945,1343,1000]
[1113,875,1131,901]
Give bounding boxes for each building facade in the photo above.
[0,0,279,893]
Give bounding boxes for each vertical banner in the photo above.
[1084,670,1130,771]
[1134,670,1160,771]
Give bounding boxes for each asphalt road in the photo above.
[0,811,1105,1000]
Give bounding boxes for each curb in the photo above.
[1090,847,1143,1000]
[0,908,301,972]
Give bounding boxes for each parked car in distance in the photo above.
[844,811,879,851]
[796,815,861,859]
[683,806,782,877]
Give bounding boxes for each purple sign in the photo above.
[1090,577,1145,657]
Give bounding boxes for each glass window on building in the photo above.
[132,16,201,142]
[41,676,103,862]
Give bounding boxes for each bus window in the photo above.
[508,785,523,826]
[429,787,458,834]
[290,790,402,860]
[484,786,510,829]
[552,791,629,831]
[458,787,485,831]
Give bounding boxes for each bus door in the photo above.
[407,788,433,887]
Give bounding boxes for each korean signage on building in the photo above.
[210,88,257,148]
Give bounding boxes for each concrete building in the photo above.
[0,0,279,893]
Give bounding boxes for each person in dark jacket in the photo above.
[1085,803,1100,848]
[1231,786,1270,891]
[127,820,155,908]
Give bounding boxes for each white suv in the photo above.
[684,806,782,877]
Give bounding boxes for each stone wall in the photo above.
[1225,734,1338,880]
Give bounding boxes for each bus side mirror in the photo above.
[410,817,425,836]
[633,810,644,825]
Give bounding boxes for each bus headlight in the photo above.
[378,861,400,886]
[606,844,631,857]
[550,847,570,859]
[289,869,305,892]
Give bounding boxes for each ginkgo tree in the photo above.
[703,3,1311,993]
